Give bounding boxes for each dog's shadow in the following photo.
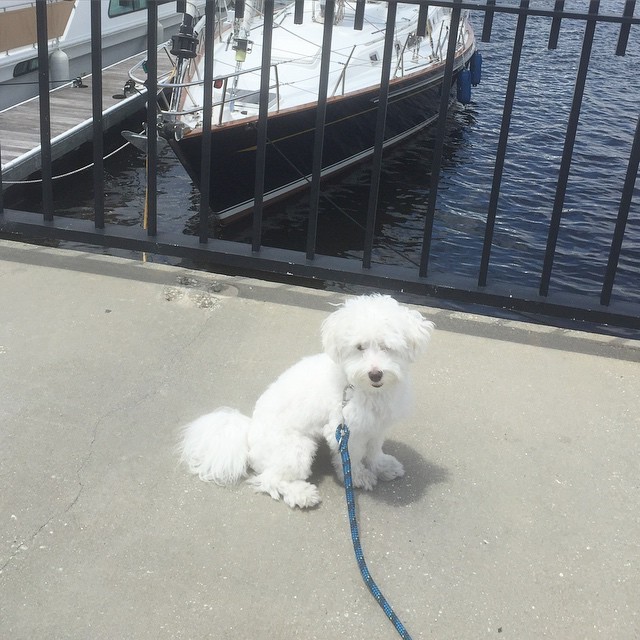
[311,440,450,507]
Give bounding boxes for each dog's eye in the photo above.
[357,344,365,351]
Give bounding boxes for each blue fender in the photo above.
[470,51,482,86]
[457,68,471,104]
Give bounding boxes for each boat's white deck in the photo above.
[175,2,471,132]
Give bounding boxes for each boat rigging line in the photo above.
[265,134,421,269]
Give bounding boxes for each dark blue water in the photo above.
[10,0,640,305]
[248,0,640,304]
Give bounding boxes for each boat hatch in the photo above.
[231,88,278,111]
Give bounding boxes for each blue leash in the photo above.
[336,423,414,640]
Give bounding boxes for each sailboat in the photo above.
[130,1,478,223]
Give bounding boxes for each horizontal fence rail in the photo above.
[0,0,639,330]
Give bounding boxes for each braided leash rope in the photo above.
[336,423,413,640]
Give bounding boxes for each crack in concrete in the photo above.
[0,317,212,574]
[0,392,155,573]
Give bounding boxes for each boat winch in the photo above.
[171,13,198,60]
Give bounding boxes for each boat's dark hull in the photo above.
[171,53,473,223]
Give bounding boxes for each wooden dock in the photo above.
[0,48,174,184]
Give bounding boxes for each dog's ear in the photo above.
[401,310,435,362]
[321,309,345,362]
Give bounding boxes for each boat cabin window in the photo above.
[108,0,149,18]
[13,57,39,78]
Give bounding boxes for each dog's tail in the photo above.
[179,408,251,485]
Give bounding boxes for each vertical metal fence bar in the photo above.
[354,0,365,31]
[36,0,53,221]
[306,0,335,260]
[0,142,3,214]
[90,0,104,229]
[199,0,215,244]
[548,0,565,50]
[419,1,462,278]
[362,1,397,269]
[417,4,429,38]
[253,0,275,253]
[540,0,599,297]
[479,0,529,287]
[600,114,640,306]
[481,0,495,42]
[146,0,159,237]
[616,0,636,56]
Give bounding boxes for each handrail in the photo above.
[130,57,269,91]
[331,45,356,97]
[155,63,282,123]
[434,20,447,60]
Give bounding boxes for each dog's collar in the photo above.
[341,384,355,421]
[338,384,354,445]
[342,384,354,409]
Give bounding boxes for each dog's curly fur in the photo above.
[179,294,434,508]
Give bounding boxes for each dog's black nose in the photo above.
[368,369,383,383]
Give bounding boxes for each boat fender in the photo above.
[457,68,471,105]
[49,49,69,88]
[470,51,482,86]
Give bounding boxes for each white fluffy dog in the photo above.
[179,294,434,508]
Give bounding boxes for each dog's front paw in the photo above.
[371,453,405,481]
[248,476,321,509]
[351,465,378,491]
[282,481,322,509]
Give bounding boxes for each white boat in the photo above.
[0,0,205,111]
[132,0,479,223]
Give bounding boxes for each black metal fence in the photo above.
[1,0,639,330]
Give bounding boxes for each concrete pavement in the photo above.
[1,239,639,639]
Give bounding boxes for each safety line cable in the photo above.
[2,141,132,185]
